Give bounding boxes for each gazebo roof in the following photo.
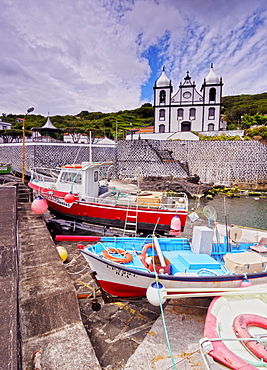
[32,116,62,132]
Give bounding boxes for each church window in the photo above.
[208,108,215,119]
[159,124,165,133]
[177,108,184,120]
[159,109,165,121]
[189,108,196,120]
[159,90,166,103]
[209,88,216,102]
[208,123,215,131]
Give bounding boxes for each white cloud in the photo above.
[0,0,267,116]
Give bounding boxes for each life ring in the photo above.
[139,243,157,269]
[233,314,267,362]
[102,248,133,264]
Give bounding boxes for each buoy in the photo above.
[240,277,252,287]
[146,281,166,306]
[64,192,75,203]
[170,214,181,236]
[31,196,48,214]
[56,246,68,262]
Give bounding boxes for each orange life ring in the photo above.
[233,314,267,362]
[139,243,157,268]
[102,248,133,264]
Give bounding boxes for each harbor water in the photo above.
[188,195,267,231]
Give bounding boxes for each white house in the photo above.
[0,119,12,130]
[153,64,223,133]
[0,119,12,143]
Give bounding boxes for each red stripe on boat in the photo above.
[98,280,147,298]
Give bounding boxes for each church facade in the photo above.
[153,64,223,133]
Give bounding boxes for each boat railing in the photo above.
[93,191,188,211]
[30,167,59,184]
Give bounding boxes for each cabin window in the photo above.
[94,171,99,182]
[159,109,165,121]
[159,90,166,103]
[60,172,82,183]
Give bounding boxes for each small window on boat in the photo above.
[73,174,82,183]
[94,171,98,182]
[60,172,82,183]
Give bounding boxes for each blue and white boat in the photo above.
[57,227,267,300]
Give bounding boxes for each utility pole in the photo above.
[22,106,34,183]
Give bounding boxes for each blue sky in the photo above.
[1,0,267,116]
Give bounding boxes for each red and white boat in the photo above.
[201,289,267,370]
[28,161,188,234]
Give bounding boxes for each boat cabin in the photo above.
[56,162,107,199]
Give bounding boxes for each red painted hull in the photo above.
[29,181,187,233]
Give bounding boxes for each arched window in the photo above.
[189,108,196,120]
[208,123,215,131]
[177,108,184,120]
[159,109,165,121]
[159,124,165,133]
[209,88,216,102]
[208,107,215,119]
[159,90,166,103]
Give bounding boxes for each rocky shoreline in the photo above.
[138,175,213,197]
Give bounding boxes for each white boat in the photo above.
[200,290,267,370]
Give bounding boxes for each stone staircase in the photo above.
[0,180,33,203]
[17,182,33,203]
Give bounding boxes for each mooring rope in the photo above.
[151,253,177,370]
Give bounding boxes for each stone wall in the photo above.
[0,140,266,188]
[116,140,188,179]
[198,130,244,137]
[0,143,115,175]
[161,140,267,187]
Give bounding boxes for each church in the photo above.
[153,64,223,133]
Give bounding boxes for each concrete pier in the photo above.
[0,185,101,370]
[0,186,19,370]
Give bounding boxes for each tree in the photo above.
[65,127,85,143]
[86,128,105,143]
[0,129,32,143]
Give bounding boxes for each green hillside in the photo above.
[1,92,267,142]
[1,104,154,141]
[222,92,267,125]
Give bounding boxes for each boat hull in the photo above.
[29,181,187,233]
[82,250,267,298]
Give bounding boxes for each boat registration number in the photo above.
[106,264,137,279]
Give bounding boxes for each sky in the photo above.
[1,0,267,117]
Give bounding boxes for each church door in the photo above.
[181,122,191,131]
